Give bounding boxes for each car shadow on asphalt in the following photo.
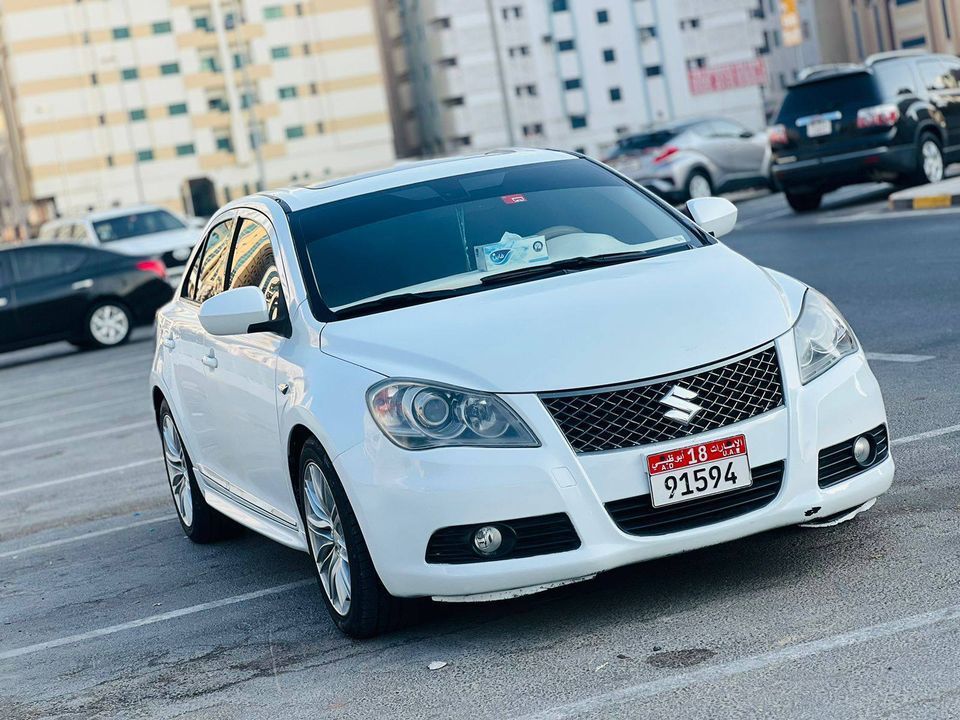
[0,333,154,371]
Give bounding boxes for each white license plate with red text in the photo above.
[646,435,752,508]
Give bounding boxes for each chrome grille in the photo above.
[541,346,784,453]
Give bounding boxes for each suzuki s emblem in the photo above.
[659,385,703,425]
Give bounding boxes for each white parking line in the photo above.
[0,579,313,661]
[521,602,960,720]
[0,458,159,497]
[893,424,960,447]
[0,514,176,559]
[0,420,154,459]
[865,352,935,363]
[0,397,141,430]
[736,208,794,228]
[0,370,146,408]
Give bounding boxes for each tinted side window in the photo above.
[227,219,285,320]
[191,219,235,303]
[707,120,746,138]
[12,247,87,283]
[875,62,916,97]
[0,254,11,288]
[919,60,950,92]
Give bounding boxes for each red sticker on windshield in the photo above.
[501,194,527,204]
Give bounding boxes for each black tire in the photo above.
[157,400,238,543]
[82,300,133,349]
[684,169,713,201]
[785,190,823,212]
[298,437,413,638]
[908,133,944,186]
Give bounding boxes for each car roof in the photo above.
[252,148,577,213]
[84,205,171,222]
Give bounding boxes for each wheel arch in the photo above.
[151,386,166,421]
[914,119,946,147]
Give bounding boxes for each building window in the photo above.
[639,26,657,41]
[557,39,576,51]
[564,78,582,90]
[679,17,701,30]
[645,65,662,77]
[200,56,220,72]
[240,92,257,109]
[215,134,233,152]
[278,86,297,99]
[137,149,154,162]
[286,125,305,139]
[160,62,180,75]
[129,108,146,122]
[514,84,537,97]
[686,57,706,70]
[443,96,465,106]
[90,73,98,85]
[112,27,130,40]
[522,123,544,136]
[602,48,616,63]
[901,35,926,48]
[194,16,210,31]
[176,143,196,156]
[168,103,188,115]
[264,5,283,19]
[271,46,290,59]
[597,9,609,24]
[438,56,458,66]
[121,67,138,80]
[451,135,472,146]
[316,121,325,134]
[152,21,172,34]
[552,0,568,11]
[431,17,452,29]
[609,87,622,102]
[208,95,228,112]
[570,115,587,129]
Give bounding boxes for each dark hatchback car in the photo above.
[770,51,960,211]
[0,243,173,354]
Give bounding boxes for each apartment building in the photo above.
[0,0,395,218]
[379,0,770,160]
[842,0,960,60]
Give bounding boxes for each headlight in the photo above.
[366,380,540,450]
[793,289,859,384]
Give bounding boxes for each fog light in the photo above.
[853,436,873,466]
[473,526,502,555]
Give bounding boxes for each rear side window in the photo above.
[874,62,917,97]
[186,218,235,303]
[226,218,285,321]
[11,247,87,283]
[777,73,882,122]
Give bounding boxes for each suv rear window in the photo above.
[777,72,883,123]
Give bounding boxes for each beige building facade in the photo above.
[0,0,396,219]
[840,0,960,61]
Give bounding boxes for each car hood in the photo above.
[320,243,801,394]
[101,229,199,256]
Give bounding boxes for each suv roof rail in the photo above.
[865,50,927,65]
[796,63,863,81]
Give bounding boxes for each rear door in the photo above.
[8,246,91,344]
[918,58,960,153]
[0,253,18,348]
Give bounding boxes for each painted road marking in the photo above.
[865,352,935,363]
[0,397,141,430]
[0,420,154,459]
[893,423,960,447]
[0,515,176,559]
[0,579,313,661]
[0,458,159,497]
[0,370,146,408]
[521,603,960,719]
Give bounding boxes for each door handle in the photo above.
[162,335,176,350]
[71,279,94,290]
[202,351,218,369]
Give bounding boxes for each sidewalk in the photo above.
[888,174,960,211]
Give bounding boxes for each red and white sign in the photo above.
[501,194,527,205]
[647,435,747,475]
[688,59,767,96]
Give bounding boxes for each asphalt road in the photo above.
[2,185,959,719]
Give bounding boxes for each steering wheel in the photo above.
[536,225,585,240]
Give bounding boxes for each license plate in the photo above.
[806,118,833,138]
[646,435,752,508]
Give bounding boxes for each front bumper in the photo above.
[336,334,893,599]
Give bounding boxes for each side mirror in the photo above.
[199,286,271,336]
[686,197,738,238]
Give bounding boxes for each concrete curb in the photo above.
[888,176,960,211]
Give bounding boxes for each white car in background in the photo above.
[150,149,893,638]
[38,205,204,284]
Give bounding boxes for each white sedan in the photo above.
[150,149,894,637]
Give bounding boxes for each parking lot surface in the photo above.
[2,185,960,719]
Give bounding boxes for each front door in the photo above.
[0,253,19,349]
[920,59,960,154]
[205,211,295,528]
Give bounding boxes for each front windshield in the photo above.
[292,159,703,317]
[92,209,186,243]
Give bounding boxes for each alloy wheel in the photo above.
[304,461,351,616]
[89,304,129,346]
[162,414,193,527]
[922,140,944,184]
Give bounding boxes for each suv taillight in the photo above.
[768,124,788,147]
[856,104,900,129]
[136,259,167,280]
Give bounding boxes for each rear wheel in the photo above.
[910,134,944,185]
[83,301,132,349]
[785,190,823,212]
[685,170,713,200]
[298,438,412,638]
[158,400,237,543]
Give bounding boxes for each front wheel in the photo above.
[299,438,411,638]
[785,189,823,212]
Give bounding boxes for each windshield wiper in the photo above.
[334,289,466,319]
[479,248,681,286]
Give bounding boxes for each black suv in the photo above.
[770,51,960,212]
